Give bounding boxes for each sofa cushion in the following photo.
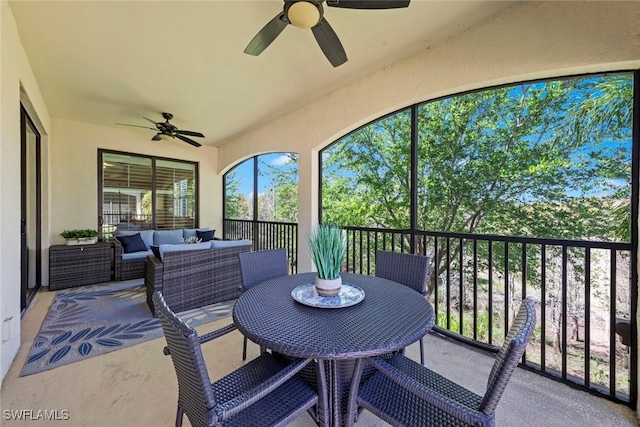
[210,239,252,249]
[116,233,148,253]
[121,250,153,260]
[196,229,215,242]
[116,229,154,249]
[154,230,183,246]
[183,228,211,239]
[158,242,212,261]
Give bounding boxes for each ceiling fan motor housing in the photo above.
[286,1,323,29]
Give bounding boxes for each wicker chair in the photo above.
[346,297,536,427]
[152,291,328,427]
[375,250,430,364]
[238,248,289,361]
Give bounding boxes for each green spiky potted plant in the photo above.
[306,224,346,296]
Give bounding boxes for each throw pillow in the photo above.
[116,233,147,253]
[115,229,154,249]
[153,229,183,246]
[196,229,215,242]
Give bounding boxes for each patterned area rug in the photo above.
[22,279,234,376]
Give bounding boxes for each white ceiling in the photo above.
[9,0,516,147]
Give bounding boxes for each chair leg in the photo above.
[175,404,183,427]
[420,338,425,365]
[242,336,248,361]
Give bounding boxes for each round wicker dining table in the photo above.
[233,272,435,426]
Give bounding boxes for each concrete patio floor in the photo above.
[1,287,638,426]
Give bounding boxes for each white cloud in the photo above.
[271,155,290,166]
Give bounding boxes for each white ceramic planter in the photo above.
[66,237,97,246]
[314,276,342,297]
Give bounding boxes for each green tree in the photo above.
[322,75,632,288]
[225,168,252,220]
[259,154,298,222]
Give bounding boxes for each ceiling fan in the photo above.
[116,112,204,147]
[244,0,410,68]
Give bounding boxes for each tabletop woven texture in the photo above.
[233,272,434,360]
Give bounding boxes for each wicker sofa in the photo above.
[145,241,251,316]
[111,228,214,281]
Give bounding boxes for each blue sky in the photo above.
[231,153,293,197]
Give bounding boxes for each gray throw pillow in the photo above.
[153,229,183,246]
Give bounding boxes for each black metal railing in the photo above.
[100,211,152,238]
[223,219,298,274]
[340,225,635,406]
[220,220,635,405]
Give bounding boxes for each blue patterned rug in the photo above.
[22,280,234,376]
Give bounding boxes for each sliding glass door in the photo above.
[21,106,41,310]
[98,150,198,237]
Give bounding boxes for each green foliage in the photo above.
[60,229,99,239]
[141,191,152,217]
[435,310,502,343]
[224,154,298,222]
[320,74,633,292]
[260,154,298,222]
[307,225,346,280]
[224,167,253,220]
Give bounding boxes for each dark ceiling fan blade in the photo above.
[143,117,159,126]
[116,123,156,130]
[176,129,205,138]
[326,0,410,9]
[151,134,162,141]
[244,12,289,56]
[175,134,202,148]
[311,18,347,67]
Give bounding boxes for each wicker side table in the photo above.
[49,242,113,290]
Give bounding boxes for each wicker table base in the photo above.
[234,272,434,426]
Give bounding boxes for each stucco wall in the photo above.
[49,118,221,246]
[0,1,51,383]
[215,1,640,409]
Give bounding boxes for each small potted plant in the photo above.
[306,224,346,296]
[60,229,99,245]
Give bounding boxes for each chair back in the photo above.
[479,297,536,415]
[152,292,216,427]
[375,250,430,295]
[239,248,289,289]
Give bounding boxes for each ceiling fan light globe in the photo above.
[288,1,320,29]
[159,133,172,141]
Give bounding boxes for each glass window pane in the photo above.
[102,153,152,237]
[257,153,298,222]
[224,158,254,220]
[321,109,411,228]
[416,74,633,242]
[155,159,197,229]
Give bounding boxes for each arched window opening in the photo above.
[223,153,299,271]
[320,72,636,406]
